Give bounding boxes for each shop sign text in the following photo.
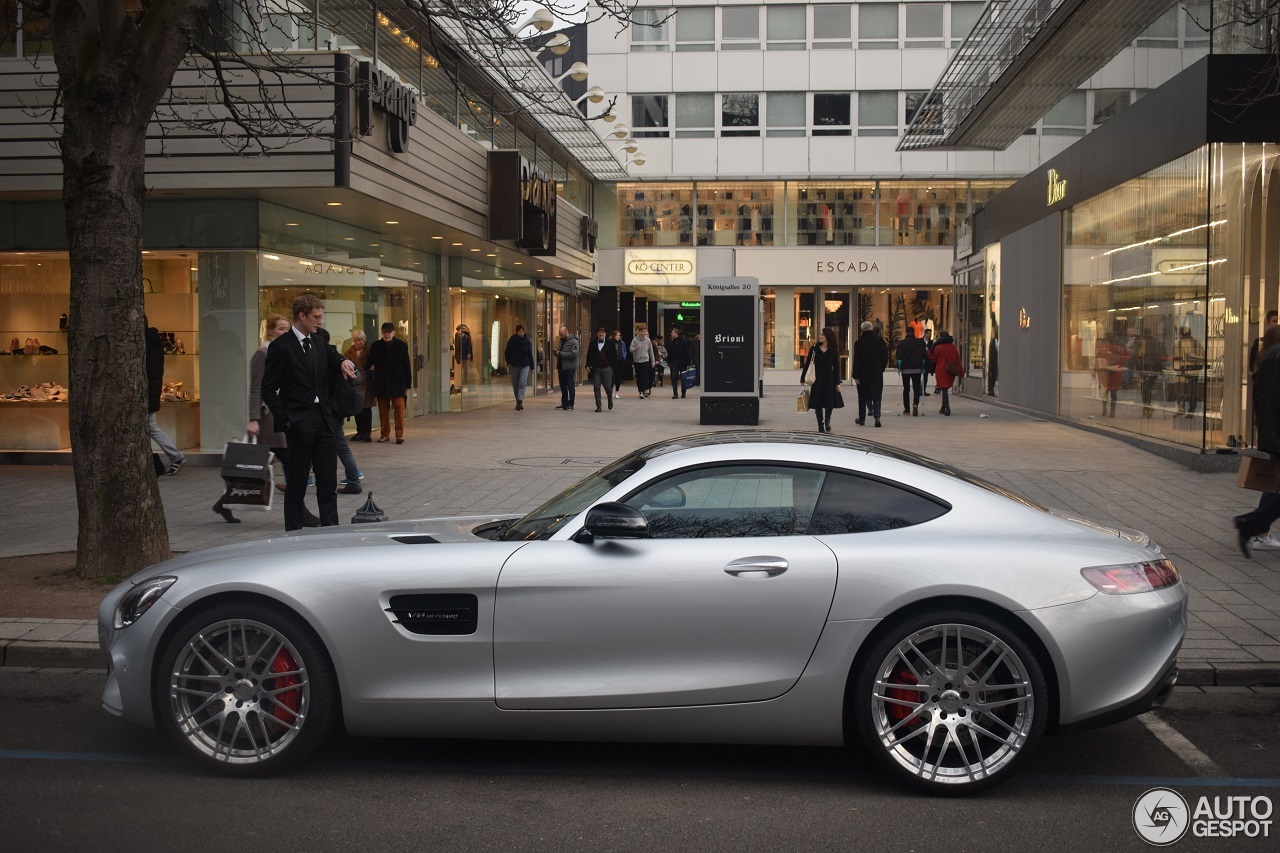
[816,260,881,274]
[628,259,693,276]
[1047,168,1067,206]
[357,62,418,154]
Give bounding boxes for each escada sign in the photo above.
[357,62,418,154]
[816,260,881,274]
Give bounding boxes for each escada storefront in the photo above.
[970,55,1280,455]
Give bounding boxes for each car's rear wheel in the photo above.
[155,601,336,776]
[853,609,1047,795]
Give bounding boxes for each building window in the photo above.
[904,3,943,48]
[675,7,714,51]
[766,6,806,50]
[722,93,760,137]
[904,91,944,137]
[1043,91,1086,136]
[722,6,761,50]
[675,93,715,138]
[813,5,852,49]
[766,92,806,137]
[813,93,852,136]
[950,2,984,47]
[1183,2,1210,47]
[632,7,672,51]
[1136,7,1178,47]
[858,4,899,50]
[1092,90,1131,126]
[632,95,670,138]
[858,91,898,136]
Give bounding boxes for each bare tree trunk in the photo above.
[61,87,171,580]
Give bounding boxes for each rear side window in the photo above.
[808,472,948,534]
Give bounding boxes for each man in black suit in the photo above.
[262,294,357,531]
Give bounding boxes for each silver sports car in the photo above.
[98,432,1186,793]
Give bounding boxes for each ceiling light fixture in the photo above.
[326,202,343,206]
[385,220,399,225]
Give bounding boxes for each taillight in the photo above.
[1081,559,1180,594]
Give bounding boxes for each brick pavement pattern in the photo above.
[3,385,1279,678]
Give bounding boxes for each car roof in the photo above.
[634,430,929,467]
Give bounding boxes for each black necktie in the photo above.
[303,336,312,355]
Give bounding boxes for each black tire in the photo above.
[154,600,336,777]
[852,608,1048,795]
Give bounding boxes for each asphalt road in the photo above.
[1,671,1277,852]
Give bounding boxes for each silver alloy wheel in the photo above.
[166,618,311,765]
[870,622,1035,787]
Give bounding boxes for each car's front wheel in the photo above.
[853,609,1047,795]
[155,601,336,776]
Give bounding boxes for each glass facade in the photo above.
[606,180,1012,249]
[1060,148,1214,444]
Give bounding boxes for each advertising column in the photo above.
[699,277,761,426]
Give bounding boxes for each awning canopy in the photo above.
[898,0,1186,151]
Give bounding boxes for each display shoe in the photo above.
[212,501,240,524]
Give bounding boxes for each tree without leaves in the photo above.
[5,0,645,580]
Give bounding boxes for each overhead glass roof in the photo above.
[899,0,1184,151]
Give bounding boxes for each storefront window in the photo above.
[1060,147,1212,447]
[617,182,695,247]
[791,181,875,245]
[448,276,536,411]
[879,181,968,246]
[697,182,778,246]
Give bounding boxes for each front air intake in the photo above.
[391,535,439,545]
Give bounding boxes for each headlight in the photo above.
[113,576,177,629]
[1081,559,1180,594]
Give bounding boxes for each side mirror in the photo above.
[581,502,648,540]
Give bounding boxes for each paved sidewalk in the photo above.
[3,382,1280,684]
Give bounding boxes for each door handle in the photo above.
[724,557,788,577]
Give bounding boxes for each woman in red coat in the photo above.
[928,331,963,416]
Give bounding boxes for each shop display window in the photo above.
[0,251,199,451]
[617,182,695,247]
[1060,147,1215,447]
[697,182,778,246]
[791,181,875,246]
[878,181,967,246]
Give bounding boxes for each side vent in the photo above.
[391,534,439,544]
[386,594,478,635]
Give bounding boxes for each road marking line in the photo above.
[1138,712,1227,777]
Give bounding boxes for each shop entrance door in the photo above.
[412,284,427,416]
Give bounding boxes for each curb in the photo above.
[0,640,104,670]
[3,640,1280,688]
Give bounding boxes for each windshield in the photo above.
[501,455,647,541]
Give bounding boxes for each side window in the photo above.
[808,472,948,534]
[624,465,827,538]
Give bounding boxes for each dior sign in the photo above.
[357,61,418,154]
[488,151,558,255]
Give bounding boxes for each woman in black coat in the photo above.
[801,327,843,433]
[851,322,890,427]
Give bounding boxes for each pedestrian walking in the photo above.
[504,324,534,411]
[654,339,668,387]
[453,324,473,391]
[212,314,295,524]
[586,327,621,412]
[368,321,411,444]
[343,330,375,441]
[921,328,936,397]
[555,325,579,410]
[611,330,628,398]
[928,330,963,416]
[1234,324,1280,557]
[630,326,656,398]
[851,321,889,427]
[896,325,928,416]
[318,326,363,493]
[261,293,358,531]
[801,327,843,433]
[667,327,693,399]
[145,317,186,475]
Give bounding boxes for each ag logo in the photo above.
[1134,787,1190,845]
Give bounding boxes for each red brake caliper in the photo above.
[886,666,919,725]
[268,648,301,727]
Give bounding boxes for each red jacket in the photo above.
[929,339,963,389]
